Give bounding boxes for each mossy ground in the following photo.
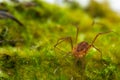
[0,1,120,80]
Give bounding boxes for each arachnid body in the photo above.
[53,23,113,79]
[54,24,112,60]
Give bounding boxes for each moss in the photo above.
[0,1,120,80]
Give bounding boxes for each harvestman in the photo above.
[55,24,112,58]
[54,23,112,74]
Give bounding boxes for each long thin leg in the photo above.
[53,51,72,74]
[54,37,73,58]
[74,20,95,43]
[92,45,102,59]
[91,31,113,45]
[75,25,79,44]
[74,20,95,44]
[54,37,73,74]
[54,37,73,50]
[92,45,105,65]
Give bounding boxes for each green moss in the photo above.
[0,1,120,80]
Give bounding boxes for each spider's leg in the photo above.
[54,37,73,66]
[54,36,73,51]
[53,51,72,74]
[91,31,113,45]
[54,37,73,74]
[92,45,102,59]
[75,25,79,44]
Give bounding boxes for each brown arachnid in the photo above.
[54,23,112,69]
[53,23,114,80]
[54,22,113,75]
[53,22,114,79]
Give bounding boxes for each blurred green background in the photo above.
[0,0,120,80]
